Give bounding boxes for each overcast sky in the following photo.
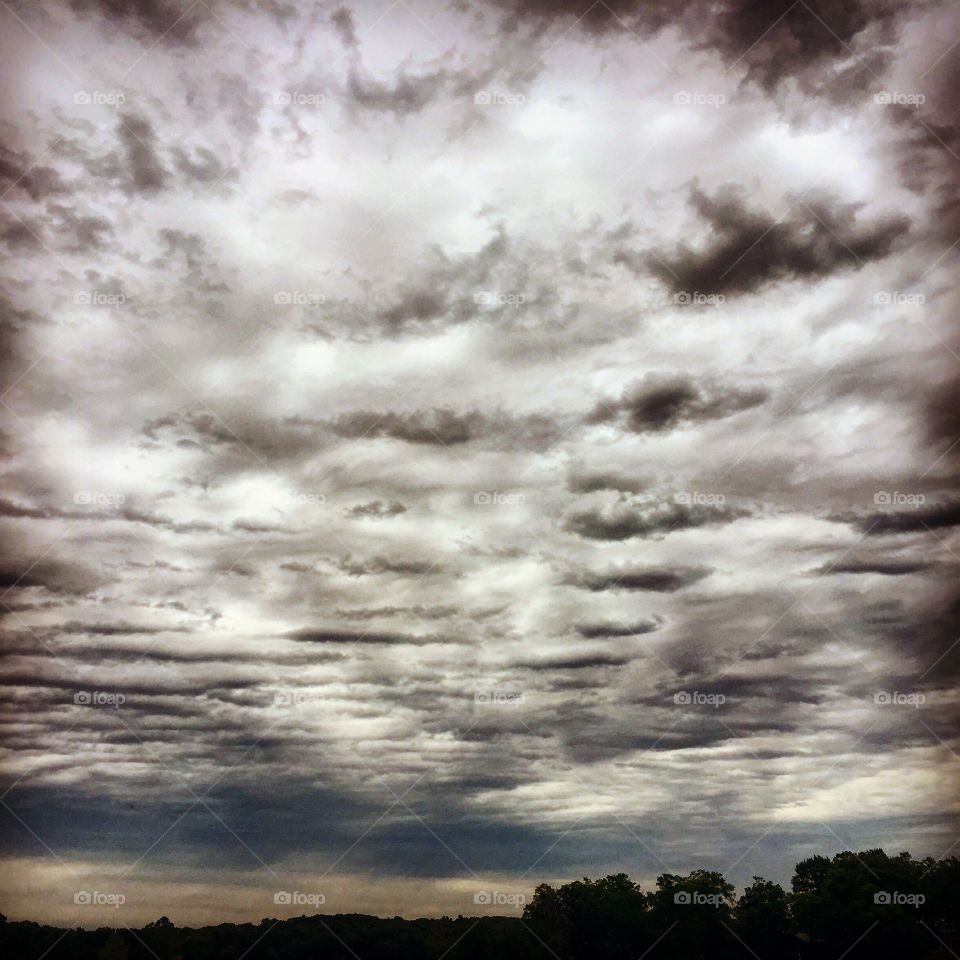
[1,0,959,929]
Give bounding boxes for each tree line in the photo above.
[2,848,957,959]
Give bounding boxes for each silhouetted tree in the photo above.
[97,932,129,960]
[646,870,737,959]
[789,848,949,959]
[734,876,789,955]
[522,882,572,957]
[4,850,959,960]
[524,873,648,959]
[921,855,960,951]
[139,916,177,960]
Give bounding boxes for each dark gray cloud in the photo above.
[363,229,510,334]
[0,557,104,596]
[330,406,563,449]
[575,618,662,638]
[3,637,340,666]
[69,0,208,40]
[0,495,222,534]
[345,499,408,518]
[344,65,452,117]
[338,555,444,577]
[492,0,899,99]
[704,0,898,97]
[332,603,459,621]
[566,498,748,540]
[514,652,635,670]
[923,371,960,465]
[141,410,328,462]
[49,203,114,250]
[0,217,43,251]
[818,559,935,576]
[590,374,767,433]
[172,145,236,186]
[0,668,262,698]
[157,228,205,267]
[378,287,448,327]
[231,517,289,534]
[837,499,960,536]
[332,6,359,48]
[643,184,909,296]
[331,407,478,445]
[58,620,179,635]
[289,628,441,645]
[567,469,649,494]
[0,144,69,201]
[574,565,712,592]
[0,498,67,520]
[117,113,169,193]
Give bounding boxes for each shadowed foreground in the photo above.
[3,850,958,960]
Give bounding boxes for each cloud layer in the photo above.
[0,0,958,928]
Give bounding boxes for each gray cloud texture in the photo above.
[0,0,958,929]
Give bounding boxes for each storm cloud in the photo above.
[644,184,910,296]
[590,374,768,433]
[0,0,957,932]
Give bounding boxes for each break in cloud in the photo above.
[0,0,958,930]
